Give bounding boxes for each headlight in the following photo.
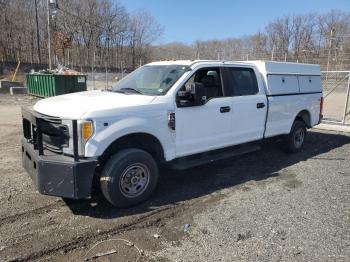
[62,120,94,157]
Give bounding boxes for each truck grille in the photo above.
[37,113,62,124]
[22,111,69,154]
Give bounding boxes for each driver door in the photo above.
[175,67,233,157]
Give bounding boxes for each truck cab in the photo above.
[22,60,323,207]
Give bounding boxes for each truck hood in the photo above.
[34,90,157,119]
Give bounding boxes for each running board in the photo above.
[171,143,261,170]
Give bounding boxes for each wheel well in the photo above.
[98,133,165,167]
[295,110,311,128]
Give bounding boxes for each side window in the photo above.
[226,67,259,96]
[183,67,223,99]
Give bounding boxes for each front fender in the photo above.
[84,116,175,161]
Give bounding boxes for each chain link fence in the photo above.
[321,71,350,124]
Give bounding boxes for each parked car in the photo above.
[22,60,323,207]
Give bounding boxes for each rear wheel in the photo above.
[100,148,158,208]
[282,120,307,153]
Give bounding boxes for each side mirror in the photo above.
[177,82,206,107]
[177,89,193,107]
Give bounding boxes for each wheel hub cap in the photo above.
[294,128,305,148]
[119,163,150,198]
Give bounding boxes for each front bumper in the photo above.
[22,138,97,199]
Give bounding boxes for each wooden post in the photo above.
[12,60,21,82]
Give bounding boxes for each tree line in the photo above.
[0,0,163,71]
[154,10,350,71]
[0,0,349,72]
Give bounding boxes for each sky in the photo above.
[118,0,350,44]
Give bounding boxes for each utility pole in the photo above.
[105,62,108,89]
[121,61,124,79]
[47,0,58,69]
[106,36,110,88]
[92,50,96,90]
[34,0,41,64]
[326,27,335,72]
[47,0,52,70]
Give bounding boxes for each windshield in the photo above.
[112,65,189,95]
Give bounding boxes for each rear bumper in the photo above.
[22,138,97,199]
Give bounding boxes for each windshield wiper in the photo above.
[119,87,143,94]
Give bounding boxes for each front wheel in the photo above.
[100,148,159,208]
[282,120,307,153]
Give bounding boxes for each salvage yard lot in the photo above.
[0,94,349,262]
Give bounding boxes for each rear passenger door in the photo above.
[224,66,267,144]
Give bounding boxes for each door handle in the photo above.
[220,106,231,113]
[257,103,265,109]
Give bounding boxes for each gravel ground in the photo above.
[154,148,350,261]
[0,94,349,261]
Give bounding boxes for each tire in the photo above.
[100,148,158,208]
[282,120,307,153]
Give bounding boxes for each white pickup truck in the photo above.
[22,60,323,207]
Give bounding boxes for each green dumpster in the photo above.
[26,74,87,97]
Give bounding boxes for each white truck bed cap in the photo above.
[246,61,322,95]
[248,61,321,76]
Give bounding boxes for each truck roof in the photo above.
[147,60,321,76]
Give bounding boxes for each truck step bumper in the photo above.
[22,138,98,199]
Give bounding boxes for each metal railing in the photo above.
[321,71,350,125]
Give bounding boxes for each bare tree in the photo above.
[129,10,164,69]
